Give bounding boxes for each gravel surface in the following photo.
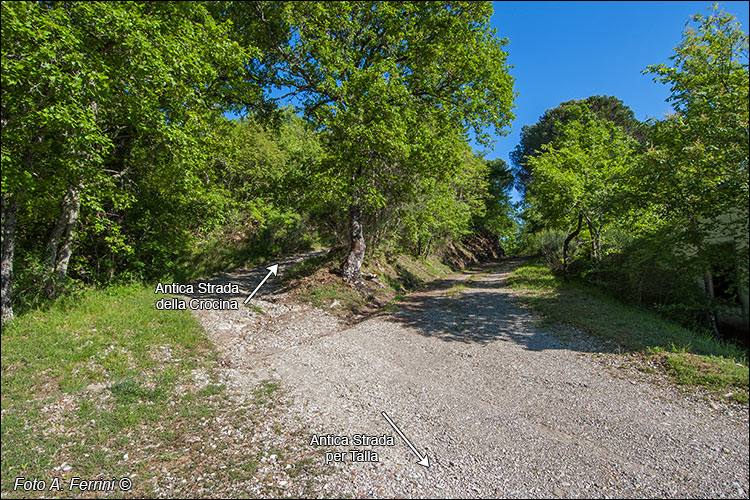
[188,257,749,499]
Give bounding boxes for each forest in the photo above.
[1,1,748,347]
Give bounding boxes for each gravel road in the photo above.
[188,257,749,498]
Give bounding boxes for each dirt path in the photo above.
[189,257,749,498]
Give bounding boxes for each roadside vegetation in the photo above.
[507,260,749,403]
[2,2,517,322]
[1,285,328,498]
[513,6,748,350]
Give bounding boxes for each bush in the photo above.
[534,229,566,272]
[563,226,722,333]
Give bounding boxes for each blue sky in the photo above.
[485,1,749,173]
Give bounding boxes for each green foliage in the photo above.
[527,106,635,226]
[641,4,749,295]
[2,1,263,309]
[519,7,748,344]
[3,1,516,315]
[511,95,645,194]
[393,145,492,256]
[525,105,637,268]
[473,158,517,243]
[533,229,567,271]
[591,226,710,326]
[238,1,516,271]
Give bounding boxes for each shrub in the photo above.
[534,229,566,272]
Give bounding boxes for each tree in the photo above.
[526,106,636,278]
[1,2,253,319]
[395,142,492,256]
[642,4,749,334]
[239,1,515,282]
[473,158,516,244]
[209,108,324,255]
[511,95,644,195]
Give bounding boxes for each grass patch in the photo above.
[247,303,264,315]
[659,351,748,403]
[290,250,481,319]
[252,379,281,406]
[507,260,749,402]
[298,282,365,309]
[2,283,206,403]
[383,255,452,293]
[1,284,329,498]
[173,223,322,282]
[445,283,468,299]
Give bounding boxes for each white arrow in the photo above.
[381,411,430,468]
[243,264,279,304]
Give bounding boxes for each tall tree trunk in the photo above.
[589,224,599,262]
[44,194,70,273]
[582,212,600,261]
[45,182,83,298]
[1,193,18,322]
[563,213,583,281]
[702,269,720,337]
[1,144,35,322]
[342,202,365,283]
[688,215,721,338]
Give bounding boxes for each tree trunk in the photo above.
[1,193,18,322]
[45,182,83,298]
[582,213,601,261]
[44,194,70,273]
[702,269,720,337]
[342,202,365,283]
[563,213,583,281]
[688,214,721,338]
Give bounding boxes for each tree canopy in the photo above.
[1,1,256,317]
[236,1,517,281]
[640,5,749,333]
[511,95,644,195]
[518,5,748,338]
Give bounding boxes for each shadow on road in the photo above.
[384,261,601,353]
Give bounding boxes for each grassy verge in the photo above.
[1,285,328,498]
[506,260,749,403]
